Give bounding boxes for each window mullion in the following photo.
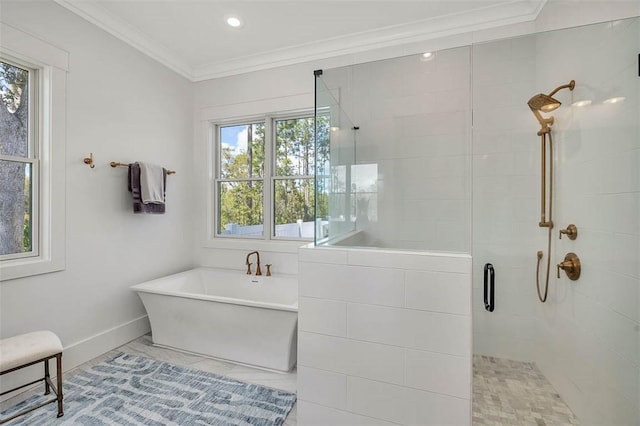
[264,117,274,240]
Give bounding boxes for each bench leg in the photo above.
[0,353,64,423]
[44,358,51,395]
[56,354,63,418]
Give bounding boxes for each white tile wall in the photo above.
[347,376,470,426]
[298,247,472,425]
[312,15,639,426]
[347,304,470,357]
[320,46,472,253]
[298,332,404,385]
[404,349,471,398]
[405,271,470,315]
[532,18,639,426]
[297,401,399,426]
[297,366,347,411]
[471,33,539,364]
[473,18,640,425]
[298,298,347,337]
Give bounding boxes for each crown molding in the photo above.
[53,0,546,82]
[193,0,547,81]
[53,0,195,80]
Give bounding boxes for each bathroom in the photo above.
[0,1,638,425]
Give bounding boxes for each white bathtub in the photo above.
[131,267,298,372]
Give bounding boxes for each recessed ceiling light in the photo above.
[420,52,435,61]
[226,16,242,28]
[571,100,592,107]
[603,96,625,104]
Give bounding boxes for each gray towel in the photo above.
[128,163,166,214]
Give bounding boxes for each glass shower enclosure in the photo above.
[313,73,357,246]
[313,47,473,252]
[300,49,474,425]
[308,16,639,426]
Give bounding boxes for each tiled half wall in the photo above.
[297,245,472,425]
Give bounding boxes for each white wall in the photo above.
[320,47,472,252]
[297,246,472,425]
[0,0,194,386]
[191,0,640,270]
[534,19,639,425]
[0,0,636,422]
[471,16,639,426]
[471,34,540,361]
[193,63,319,275]
[191,5,639,425]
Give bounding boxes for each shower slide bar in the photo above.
[484,263,495,312]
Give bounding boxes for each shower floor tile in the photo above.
[473,355,580,426]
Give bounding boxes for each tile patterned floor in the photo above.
[473,355,580,426]
[3,337,581,426]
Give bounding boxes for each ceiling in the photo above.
[53,0,547,81]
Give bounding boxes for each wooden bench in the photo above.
[0,331,64,423]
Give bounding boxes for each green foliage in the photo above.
[218,116,330,235]
[23,172,31,251]
[219,123,265,230]
[1,60,31,255]
[220,181,263,228]
[0,61,28,114]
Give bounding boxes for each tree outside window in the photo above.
[0,60,34,258]
[215,115,329,240]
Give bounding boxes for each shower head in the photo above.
[528,80,575,133]
[527,93,561,113]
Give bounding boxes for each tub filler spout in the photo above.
[245,251,262,276]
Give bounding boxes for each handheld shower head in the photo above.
[528,80,575,133]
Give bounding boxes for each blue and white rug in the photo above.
[2,352,296,425]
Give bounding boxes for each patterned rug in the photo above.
[2,352,296,425]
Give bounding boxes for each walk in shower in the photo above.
[302,16,639,426]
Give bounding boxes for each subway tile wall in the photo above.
[533,19,639,425]
[320,47,472,253]
[297,246,472,425]
[313,16,639,425]
[473,18,639,425]
[471,34,540,363]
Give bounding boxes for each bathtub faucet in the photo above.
[245,251,262,276]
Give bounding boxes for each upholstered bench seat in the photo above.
[0,331,63,372]
[0,331,64,423]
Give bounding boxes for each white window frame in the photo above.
[271,114,316,240]
[0,23,67,281]
[212,112,316,243]
[0,57,39,261]
[214,117,268,240]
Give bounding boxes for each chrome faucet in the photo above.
[245,251,262,276]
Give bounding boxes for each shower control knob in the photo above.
[559,224,578,240]
[557,252,580,280]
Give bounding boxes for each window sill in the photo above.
[0,256,65,281]
[203,237,311,254]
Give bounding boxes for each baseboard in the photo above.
[0,316,150,401]
[62,315,151,372]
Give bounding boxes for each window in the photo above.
[1,59,38,260]
[214,114,328,240]
[0,24,67,281]
[217,121,265,237]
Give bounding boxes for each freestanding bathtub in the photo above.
[131,267,298,372]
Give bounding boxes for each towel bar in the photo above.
[110,161,176,175]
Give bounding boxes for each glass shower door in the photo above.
[314,73,357,246]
